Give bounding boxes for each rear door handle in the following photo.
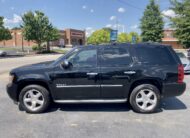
[87,72,98,75]
[124,71,136,75]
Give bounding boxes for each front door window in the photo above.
[67,49,97,68]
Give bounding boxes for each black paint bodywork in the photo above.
[7,43,186,102]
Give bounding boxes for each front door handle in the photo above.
[124,71,136,75]
[87,72,98,75]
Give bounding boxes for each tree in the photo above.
[117,33,129,43]
[87,29,110,45]
[0,16,12,46]
[140,0,164,42]
[2,29,12,46]
[22,11,59,52]
[128,32,141,43]
[45,25,60,52]
[0,16,3,28]
[170,0,190,48]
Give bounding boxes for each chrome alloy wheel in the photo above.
[135,89,157,111]
[23,89,44,111]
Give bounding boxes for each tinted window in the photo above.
[100,47,132,67]
[135,46,176,65]
[67,49,97,67]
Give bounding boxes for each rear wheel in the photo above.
[19,85,50,113]
[129,84,160,113]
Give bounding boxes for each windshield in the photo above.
[177,52,186,58]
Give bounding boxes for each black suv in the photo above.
[7,43,186,113]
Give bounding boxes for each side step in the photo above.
[54,99,127,104]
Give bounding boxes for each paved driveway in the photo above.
[0,55,190,138]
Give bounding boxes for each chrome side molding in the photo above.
[56,84,123,88]
[54,99,127,103]
[124,71,136,75]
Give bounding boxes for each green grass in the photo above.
[52,49,69,54]
[0,47,19,51]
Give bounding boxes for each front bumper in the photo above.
[162,82,186,98]
[6,83,18,102]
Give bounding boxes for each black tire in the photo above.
[129,84,160,113]
[19,85,50,113]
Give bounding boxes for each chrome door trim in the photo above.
[56,85,100,88]
[56,84,123,88]
[54,99,127,103]
[124,71,136,75]
[101,85,123,87]
[87,72,98,75]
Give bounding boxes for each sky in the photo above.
[0,0,174,36]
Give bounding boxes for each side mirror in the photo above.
[61,60,71,69]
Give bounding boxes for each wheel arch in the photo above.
[16,79,52,101]
[128,78,162,100]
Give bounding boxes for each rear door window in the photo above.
[134,46,176,65]
[100,47,132,67]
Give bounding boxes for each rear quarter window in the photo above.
[134,46,176,65]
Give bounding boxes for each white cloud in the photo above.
[110,16,117,21]
[106,24,112,28]
[118,7,126,13]
[3,14,22,25]
[130,24,138,29]
[162,9,176,18]
[90,9,94,13]
[85,27,95,37]
[82,5,87,9]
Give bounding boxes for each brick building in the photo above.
[0,28,85,47]
[51,29,85,47]
[162,29,183,49]
[0,29,35,47]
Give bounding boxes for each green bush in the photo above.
[32,45,46,52]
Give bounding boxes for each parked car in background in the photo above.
[7,43,186,114]
[0,50,7,57]
[176,52,190,74]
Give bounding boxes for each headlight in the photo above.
[9,74,15,83]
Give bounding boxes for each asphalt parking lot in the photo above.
[0,55,190,138]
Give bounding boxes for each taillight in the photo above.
[178,64,184,83]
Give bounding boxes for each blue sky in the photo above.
[0,0,172,35]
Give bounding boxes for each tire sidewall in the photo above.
[19,85,50,113]
[130,84,160,113]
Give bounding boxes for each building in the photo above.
[0,29,36,47]
[51,29,85,47]
[0,28,86,47]
[162,29,183,49]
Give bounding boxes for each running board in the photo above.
[54,99,127,104]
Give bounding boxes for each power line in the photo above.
[117,0,143,11]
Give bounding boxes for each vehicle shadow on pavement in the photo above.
[45,97,187,113]
[47,103,131,113]
[161,97,187,110]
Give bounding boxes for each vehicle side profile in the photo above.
[7,43,186,113]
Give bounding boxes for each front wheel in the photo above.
[19,85,50,113]
[129,84,160,113]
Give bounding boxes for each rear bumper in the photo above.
[162,82,186,98]
[6,83,18,102]
[184,70,190,74]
